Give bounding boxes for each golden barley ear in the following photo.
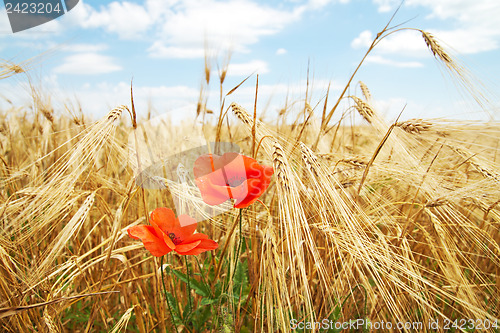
[351,95,376,123]
[231,102,253,126]
[421,31,453,65]
[0,60,25,80]
[109,306,136,333]
[43,307,61,333]
[359,81,372,102]
[419,30,494,114]
[271,140,292,190]
[396,119,432,134]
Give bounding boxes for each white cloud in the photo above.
[33,77,201,118]
[67,0,339,58]
[351,30,373,49]
[276,48,287,55]
[69,1,153,39]
[365,55,424,68]
[148,43,205,59]
[359,26,498,58]
[367,0,500,55]
[0,10,11,34]
[372,96,490,121]
[224,78,344,116]
[305,0,339,10]
[356,29,428,56]
[226,60,269,76]
[434,28,499,54]
[372,0,400,12]
[153,0,303,58]
[405,0,500,25]
[54,52,122,75]
[60,43,109,53]
[73,82,200,119]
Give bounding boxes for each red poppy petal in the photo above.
[219,153,248,185]
[234,195,260,208]
[223,153,270,180]
[261,165,275,179]
[162,233,176,250]
[183,233,209,243]
[175,240,202,254]
[194,152,274,209]
[193,154,217,177]
[233,178,272,208]
[150,207,177,233]
[207,169,232,187]
[180,239,219,255]
[195,177,232,205]
[175,215,197,240]
[227,181,250,203]
[127,225,172,257]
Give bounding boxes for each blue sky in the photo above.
[1,0,499,123]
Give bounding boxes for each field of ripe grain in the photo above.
[1,30,500,333]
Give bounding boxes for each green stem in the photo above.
[222,209,244,297]
[231,208,244,281]
[185,255,193,318]
[195,256,213,298]
[161,256,178,333]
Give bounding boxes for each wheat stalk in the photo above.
[421,31,453,64]
[32,192,95,284]
[272,141,292,190]
[449,145,499,181]
[396,119,432,134]
[109,306,135,333]
[231,102,254,126]
[299,142,320,178]
[3,105,125,242]
[339,157,368,167]
[43,307,60,333]
[351,95,375,123]
[419,29,493,113]
[359,81,372,102]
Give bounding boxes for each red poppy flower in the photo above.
[127,207,218,257]
[193,152,274,209]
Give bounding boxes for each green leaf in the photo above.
[200,297,219,306]
[233,261,248,296]
[323,305,343,333]
[362,318,371,333]
[330,305,341,322]
[165,291,181,320]
[183,302,193,323]
[171,268,211,297]
[214,281,223,299]
[193,305,213,331]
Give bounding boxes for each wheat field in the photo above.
[1,26,499,333]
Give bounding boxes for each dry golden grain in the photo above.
[339,157,368,167]
[109,306,135,333]
[231,102,253,126]
[1,26,500,332]
[351,95,375,123]
[421,31,453,64]
[425,197,449,208]
[450,145,499,181]
[359,81,372,102]
[272,141,291,190]
[396,119,432,134]
[43,308,60,333]
[300,142,320,178]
